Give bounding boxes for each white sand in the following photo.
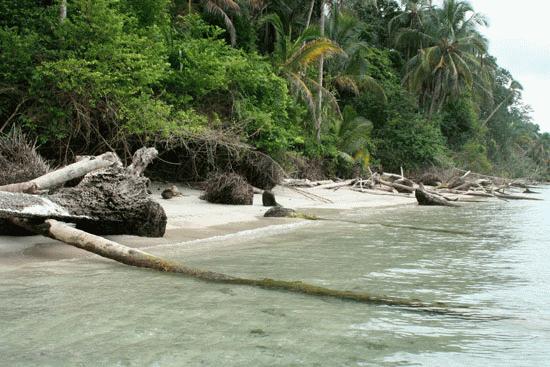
[0,184,415,267]
[155,184,415,230]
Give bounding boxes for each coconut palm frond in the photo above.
[286,71,317,122]
[204,0,240,45]
[285,38,343,69]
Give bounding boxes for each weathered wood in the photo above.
[351,188,412,198]
[0,149,166,237]
[0,152,121,194]
[377,177,416,193]
[0,191,90,221]
[437,188,495,198]
[393,178,415,193]
[493,192,543,201]
[423,189,458,202]
[454,182,476,191]
[317,179,356,190]
[415,185,459,207]
[10,218,457,313]
[282,178,335,187]
[126,147,158,176]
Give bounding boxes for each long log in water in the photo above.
[11,218,460,314]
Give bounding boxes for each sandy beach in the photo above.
[0,184,415,269]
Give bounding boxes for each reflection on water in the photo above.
[0,188,549,366]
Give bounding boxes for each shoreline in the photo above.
[0,184,416,270]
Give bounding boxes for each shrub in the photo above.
[374,116,450,172]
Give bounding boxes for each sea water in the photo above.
[0,187,549,366]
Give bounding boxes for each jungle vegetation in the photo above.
[0,0,548,180]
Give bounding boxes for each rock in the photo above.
[201,173,253,205]
[161,185,182,200]
[262,190,278,207]
[264,207,297,218]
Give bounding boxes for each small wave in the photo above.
[142,220,317,251]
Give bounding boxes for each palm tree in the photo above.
[399,0,489,116]
[334,106,373,168]
[60,0,67,22]
[324,8,385,100]
[389,0,432,58]
[482,79,523,128]
[316,0,327,143]
[261,13,343,137]
[389,0,432,34]
[188,0,241,46]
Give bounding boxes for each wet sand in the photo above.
[0,185,415,269]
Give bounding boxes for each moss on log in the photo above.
[12,218,466,316]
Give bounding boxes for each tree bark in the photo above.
[0,152,120,194]
[0,148,166,236]
[376,177,415,193]
[60,0,67,22]
[315,0,326,144]
[305,0,315,29]
[415,185,459,207]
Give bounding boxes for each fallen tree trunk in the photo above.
[0,152,121,194]
[376,177,416,193]
[351,188,412,198]
[11,218,458,314]
[415,185,459,207]
[317,179,356,190]
[0,148,166,237]
[493,192,543,201]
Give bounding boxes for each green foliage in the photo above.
[454,139,492,173]
[0,0,547,178]
[24,0,170,149]
[440,96,482,149]
[166,15,301,155]
[119,0,171,27]
[374,115,450,172]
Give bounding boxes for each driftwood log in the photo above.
[0,152,121,194]
[9,218,460,314]
[0,148,166,236]
[415,185,459,207]
[376,177,415,193]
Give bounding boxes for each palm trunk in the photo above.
[481,93,512,128]
[305,0,315,29]
[60,0,67,22]
[316,0,326,144]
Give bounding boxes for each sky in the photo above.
[436,0,550,132]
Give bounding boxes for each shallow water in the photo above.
[1,188,549,366]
